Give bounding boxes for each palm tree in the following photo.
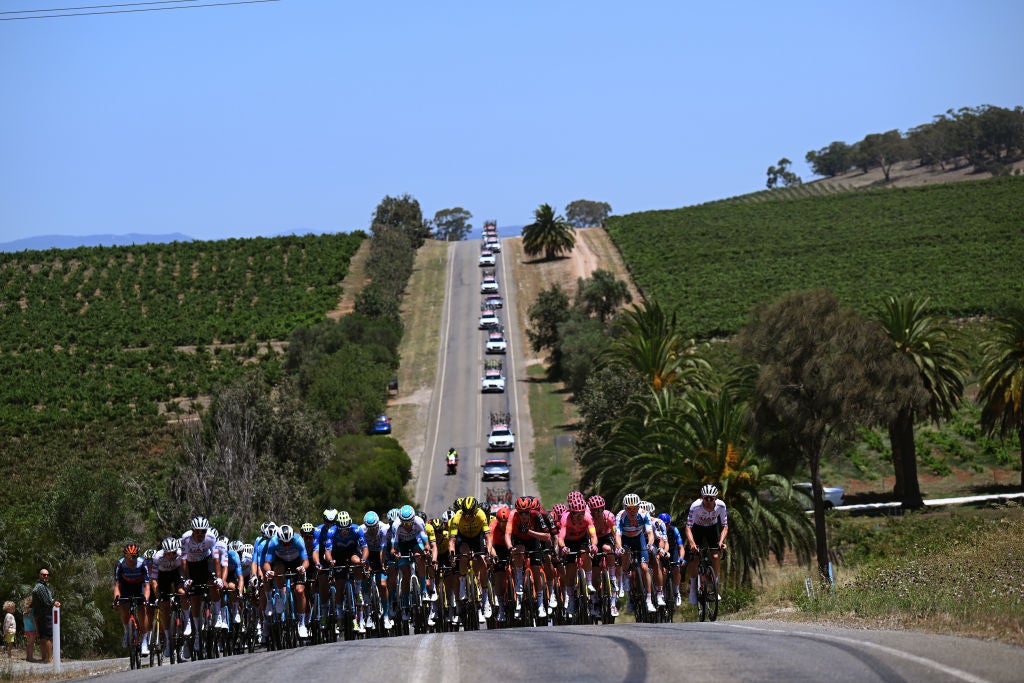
[876,295,965,509]
[602,301,710,393]
[521,203,575,261]
[977,308,1024,488]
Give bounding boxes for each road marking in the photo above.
[421,245,456,506]
[498,241,528,491]
[727,623,993,683]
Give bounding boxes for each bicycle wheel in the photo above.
[705,569,719,622]
[343,581,356,641]
[150,618,163,667]
[325,589,339,643]
[128,616,139,670]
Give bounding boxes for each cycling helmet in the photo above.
[622,493,641,508]
[242,543,254,555]
[588,495,606,510]
[658,512,672,526]
[551,503,568,518]
[387,508,400,523]
[363,511,379,527]
[453,497,465,511]
[701,484,719,498]
[399,504,415,522]
[441,510,454,524]
[300,522,315,534]
[229,540,244,552]
[124,543,140,556]
[567,491,587,513]
[323,508,339,523]
[191,515,210,530]
[530,497,542,511]
[260,521,276,538]
[336,511,352,528]
[161,536,180,553]
[461,497,477,512]
[277,524,295,543]
[495,507,510,523]
[208,527,219,540]
[143,548,156,560]
[515,496,532,512]
[640,501,655,515]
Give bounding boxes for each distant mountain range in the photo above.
[0,233,196,253]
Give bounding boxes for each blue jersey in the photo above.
[115,557,150,590]
[253,536,273,568]
[265,537,308,564]
[225,549,242,578]
[327,527,367,557]
[313,522,338,560]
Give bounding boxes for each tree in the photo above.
[565,199,612,228]
[574,268,632,324]
[875,295,965,509]
[522,203,575,261]
[765,157,803,189]
[737,289,918,582]
[526,283,572,374]
[854,130,909,181]
[371,194,429,248]
[977,308,1024,488]
[805,141,853,177]
[430,207,473,241]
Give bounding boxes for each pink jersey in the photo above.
[593,509,617,537]
[559,509,597,543]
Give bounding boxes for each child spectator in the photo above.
[22,597,37,662]
[2,601,15,658]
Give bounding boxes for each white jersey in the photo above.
[179,531,217,563]
[152,549,183,573]
[686,498,728,528]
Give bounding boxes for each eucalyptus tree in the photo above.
[522,203,575,261]
[876,294,965,509]
[738,289,919,583]
[977,308,1024,487]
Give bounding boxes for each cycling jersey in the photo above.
[224,548,242,581]
[253,536,273,570]
[651,517,668,542]
[616,510,652,538]
[312,522,338,560]
[449,509,489,538]
[239,550,254,578]
[179,531,217,563]
[115,557,150,592]
[686,498,728,528]
[558,509,597,544]
[391,517,428,548]
[426,520,453,556]
[360,524,389,554]
[327,527,368,559]
[152,550,183,574]
[592,509,617,538]
[264,537,308,565]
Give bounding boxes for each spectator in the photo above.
[21,597,37,663]
[3,601,15,658]
[31,568,60,664]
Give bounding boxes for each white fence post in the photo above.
[52,606,61,674]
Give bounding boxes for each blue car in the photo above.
[372,414,392,435]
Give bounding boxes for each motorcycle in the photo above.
[446,454,458,476]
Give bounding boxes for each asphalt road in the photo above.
[76,621,1024,683]
[414,238,536,516]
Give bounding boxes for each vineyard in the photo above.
[0,232,364,430]
[606,176,1024,338]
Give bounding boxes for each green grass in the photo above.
[525,364,580,503]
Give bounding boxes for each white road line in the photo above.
[498,240,527,490]
[727,623,993,683]
[421,245,456,506]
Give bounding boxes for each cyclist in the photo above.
[326,512,368,633]
[426,511,457,625]
[505,496,550,619]
[658,513,686,606]
[685,484,728,606]
[311,509,339,627]
[642,501,668,607]
[220,539,244,626]
[390,505,429,622]
[588,494,621,615]
[112,543,152,655]
[251,521,276,644]
[361,511,392,631]
[180,516,222,642]
[448,496,493,622]
[262,524,310,638]
[556,491,599,618]
[617,493,656,613]
[488,505,512,622]
[151,536,185,659]
[546,502,567,611]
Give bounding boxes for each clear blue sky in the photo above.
[2,0,1021,243]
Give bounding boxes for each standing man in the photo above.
[32,568,61,664]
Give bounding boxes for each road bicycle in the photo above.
[148,594,171,667]
[560,548,593,625]
[186,583,220,660]
[334,563,362,641]
[591,551,618,624]
[695,546,720,622]
[654,556,680,624]
[624,549,653,623]
[115,596,145,670]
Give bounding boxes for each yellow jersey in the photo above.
[426,520,453,555]
[449,508,489,538]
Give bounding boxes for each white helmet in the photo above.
[640,500,655,514]
[701,484,719,498]
[622,493,641,508]
[277,524,295,543]
[161,536,180,553]
[190,515,210,530]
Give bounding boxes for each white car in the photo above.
[486,238,501,252]
[486,331,507,354]
[481,367,506,393]
[479,310,500,330]
[478,250,496,267]
[487,423,515,451]
[481,277,499,294]
[794,482,845,509]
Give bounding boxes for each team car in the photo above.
[481,458,511,482]
[478,250,496,267]
[486,331,507,354]
[481,362,506,393]
[487,423,515,451]
[480,276,499,294]
[485,293,503,309]
[479,310,500,330]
